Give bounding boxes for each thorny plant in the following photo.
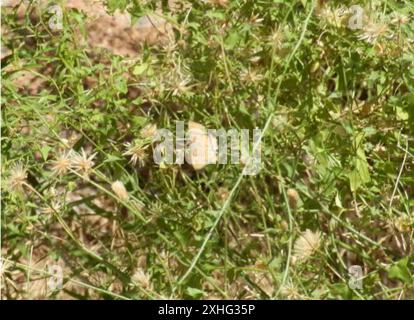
[1,0,414,300]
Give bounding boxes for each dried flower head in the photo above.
[131,268,151,288]
[268,25,285,49]
[171,76,193,96]
[287,188,300,209]
[71,149,97,178]
[0,258,10,281]
[317,6,346,28]
[140,123,158,140]
[51,151,73,176]
[111,180,129,201]
[217,187,229,203]
[240,68,264,83]
[358,22,390,43]
[393,214,412,233]
[390,13,409,25]
[293,229,322,263]
[280,281,301,299]
[7,162,28,193]
[123,141,148,167]
[40,199,62,215]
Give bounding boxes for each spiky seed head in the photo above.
[51,151,73,176]
[71,149,97,178]
[293,229,322,263]
[7,162,28,193]
[140,124,158,140]
[132,268,151,288]
[123,142,148,167]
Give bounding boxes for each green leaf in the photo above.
[131,116,147,127]
[349,133,371,192]
[349,170,361,193]
[388,257,413,284]
[103,155,123,163]
[356,157,370,184]
[114,78,128,94]
[206,11,226,20]
[335,192,343,208]
[133,64,148,76]
[39,145,52,161]
[224,32,241,50]
[396,106,409,121]
[106,0,128,12]
[186,287,205,298]
[405,93,414,134]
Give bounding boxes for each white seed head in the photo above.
[132,268,151,288]
[280,281,301,299]
[111,180,129,201]
[51,151,73,176]
[390,13,409,25]
[140,123,158,140]
[40,199,62,215]
[123,142,148,167]
[358,22,390,43]
[293,229,322,263]
[71,148,97,178]
[287,188,300,209]
[7,162,28,193]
